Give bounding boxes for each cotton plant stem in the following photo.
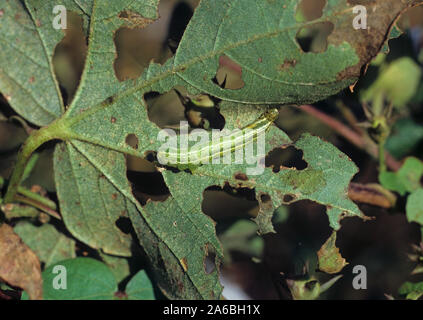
[1,169,58,219]
[296,105,401,171]
[297,104,365,147]
[336,101,364,135]
[378,140,387,173]
[3,119,68,204]
[14,194,61,220]
[17,186,57,211]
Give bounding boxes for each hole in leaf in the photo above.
[234,172,249,181]
[213,55,245,90]
[283,194,297,204]
[144,88,225,130]
[115,217,132,235]
[260,193,271,204]
[305,280,319,291]
[295,22,334,53]
[52,11,87,106]
[126,147,158,186]
[114,1,177,81]
[144,89,187,129]
[202,184,258,220]
[258,192,273,214]
[142,150,159,165]
[127,170,170,205]
[204,243,217,274]
[164,1,194,54]
[125,134,139,150]
[266,146,307,172]
[296,0,327,22]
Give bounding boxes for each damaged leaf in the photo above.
[317,231,348,274]
[0,223,42,300]
[163,133,368,234]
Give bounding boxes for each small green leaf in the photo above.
[399,281,423,300]
[100,253,131,285]
[125,270,155,300]
[1,202,40,219]
[361,57,422,108]
[287,278,321,300]
[406,189,423,226]
[379,157,423,195]
[37,258,117,300]
[385,118,423,159]
[14,222,76,267]
[380,25,403,54]
[219,220,264,262]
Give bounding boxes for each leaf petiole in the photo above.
[3,118,70,204]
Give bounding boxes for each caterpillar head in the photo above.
[264,108,279,122]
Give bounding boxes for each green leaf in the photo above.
[54,143,133,257]
[125,270,155,300]
[379,157,423,195]
[55,140,223,299]
[163,133,367,233]
[135,197,223,299]
[380,25,403,54]
[0,0,64,125]
[385,118,423,159]
[361,57,422,108]
[32,0,419,161]
[406,189,423,226]
[100,253,131,285]
[14,222,76,267]
[219,220,264,262]
[31,257,117,300]
[287,277,321,300]
[399,281,423,300]
[1,202,40,219]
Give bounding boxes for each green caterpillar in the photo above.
[157,108,279,166]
